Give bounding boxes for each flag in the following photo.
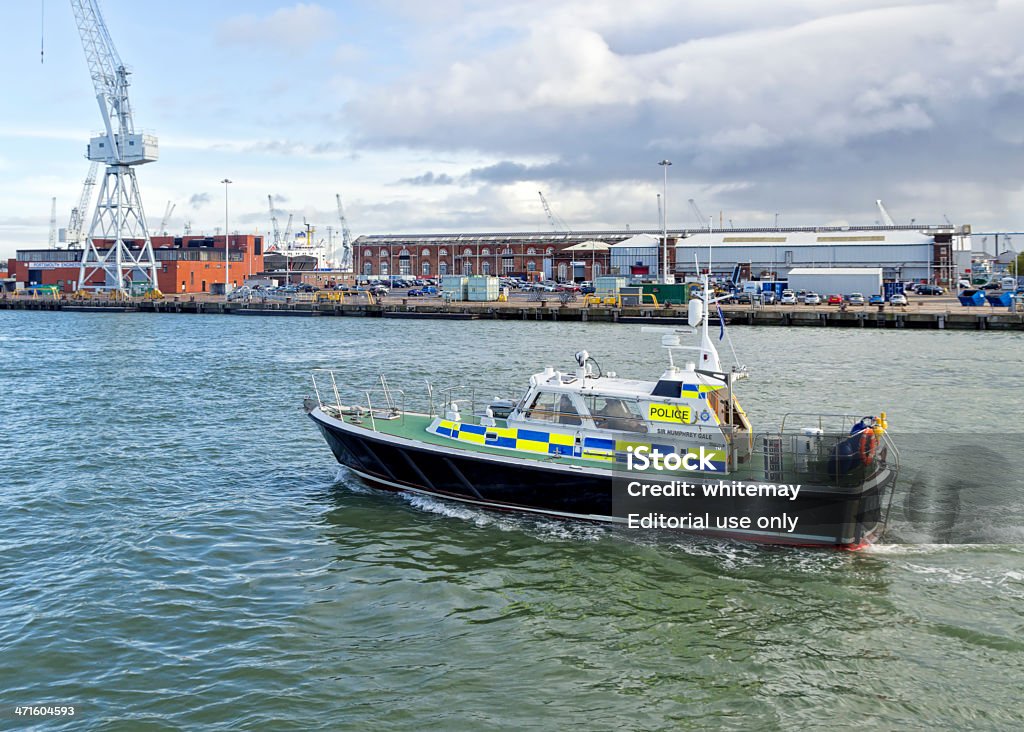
[717,305,725,340]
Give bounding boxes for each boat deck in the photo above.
[320,408,601,469]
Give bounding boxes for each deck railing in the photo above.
[310,370,530,430]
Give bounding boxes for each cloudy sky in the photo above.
[2,0,1023,260]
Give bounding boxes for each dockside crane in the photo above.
[875,199,896,226]
[159,201,175,235]
[538,191,569,232]
[48,197,57,248]
[282,214,294,248]
[64,161,99,249]
[335,193,353,271]
[688,199,708,229]
[267,195,282,251]
[70,0,160,295]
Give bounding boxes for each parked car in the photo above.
[827,294,843,305]
[754,291,777,305]
[848,293,866,305]
[980,282,1002,291]
[408,286,439,297]
[580,284,596,295]
[889,293,908,306]
[917,284,944,295]
[803,292,821,305]
[869,294,885,305]
[780,290,798,305]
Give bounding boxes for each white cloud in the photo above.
[218,4,336,52]
[352,2,1011,151]
[332,0,1024,231]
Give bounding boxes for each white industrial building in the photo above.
[353,224,972,287]
[608,233,664,279]
[674,226,970,285]
[786,267,883,296]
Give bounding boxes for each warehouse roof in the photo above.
[677,229,936,247]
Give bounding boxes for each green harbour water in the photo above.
[1,310,1023,730]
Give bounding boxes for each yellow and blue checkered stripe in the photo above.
[433,421,726,471]
[582,436,615,462]
[679,382,724,399]
[434,421,582,457]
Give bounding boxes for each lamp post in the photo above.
[221,178,232,298]
[658,160,672,283]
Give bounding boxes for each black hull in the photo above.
[310,410,894,548]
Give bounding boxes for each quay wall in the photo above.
[2,297,1023,331]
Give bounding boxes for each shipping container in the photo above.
[595,276,628,296]
[642,283,688,305]
[466,275,500,301]
[441,275,468,301]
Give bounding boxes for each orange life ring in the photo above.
[859,429,878,465]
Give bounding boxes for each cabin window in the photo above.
[525,392,557,422]
[587,396,647,432]
[524,392,580,425]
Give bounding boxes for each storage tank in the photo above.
[466,275,500,301]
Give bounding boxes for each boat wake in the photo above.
[401,492,610,543]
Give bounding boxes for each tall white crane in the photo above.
[335,193,353,271]
[159,201,175,235]
[48,197,58,249]
[65,161,99,249]
[267,194,281,250]
[70,0,160,295]
[538,191,570,231]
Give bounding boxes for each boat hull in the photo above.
[309,409,894,548]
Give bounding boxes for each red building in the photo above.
[7,234,264,294]
[352,232,623,282]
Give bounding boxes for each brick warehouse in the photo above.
[351,231,654,282]
[7,234,264,294]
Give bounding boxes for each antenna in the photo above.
[708,216,714,280]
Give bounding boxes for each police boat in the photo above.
[305,276,899,548]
